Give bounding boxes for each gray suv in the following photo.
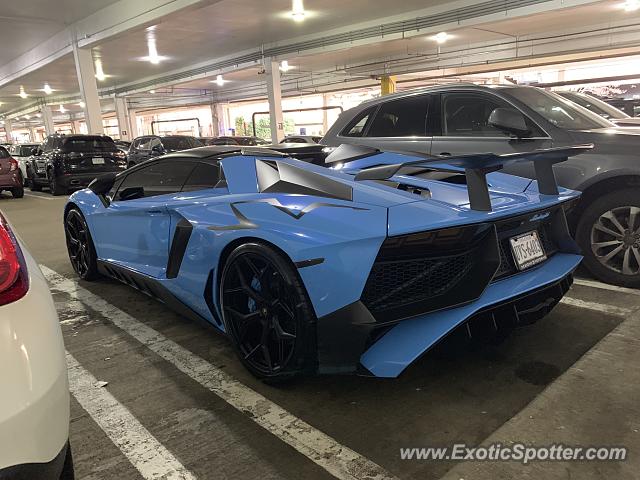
[323,84,640,287]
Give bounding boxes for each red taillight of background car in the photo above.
[9,158,18,171]
[0,213,29,306]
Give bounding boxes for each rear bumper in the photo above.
[316,253,582,377]
[56,172,103,189]
[0,244,70,471]
[0,442,68,480]
[0,172,22,189]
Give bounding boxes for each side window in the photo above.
[182,163,221,192]
[131,138,141,150]
[0,147,9,158]
[43,137,53,151]
[366,95,430,137]
[114,161,196,200]
[340,106,376,137]
[441,93,544,137]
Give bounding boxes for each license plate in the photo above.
[92,157,105,165]
[509,231,547,271]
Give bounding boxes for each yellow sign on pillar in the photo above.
[380,75,397,96]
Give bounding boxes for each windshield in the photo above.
[559,92,629,120]
[506,87,614,130]
[60,136,118,153]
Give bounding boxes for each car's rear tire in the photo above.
[220,242,316,381]
[49,171,67,196]
[60,443,75,480]
[576,188,640,287]
[11,186,24,198]
[65,208,99,281]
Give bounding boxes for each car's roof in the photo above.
[352,83,527,108]
[159,145,286,161]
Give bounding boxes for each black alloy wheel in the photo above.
[220,243,315,380]
[65,209,98,280]
[11,186,24,198]
[577,188,640,287]
[49,171,66,196]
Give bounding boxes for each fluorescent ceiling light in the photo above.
[95,59,106,81]
[36,113,41,118]
[78,101,86,108]
[430,32,451,44]
[18,86,27,99]
[291,0,305,21]
[149,89,156,94]
[140,32,168,64]
[212,75,227,86]
[43,83,53,95]
[59,104,66,113]
[280,60,294,72]
[24,115,30,120]
[622,0,640,11]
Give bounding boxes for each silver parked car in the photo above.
[322,84,640,287]
[557,91,640,127]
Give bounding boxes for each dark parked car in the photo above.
[280,135,322,144]
[202,136,270,146]
[127,135,203,167]
[557,91,640,127]
[0,146,24,198]
[322,84,640,287]
[28,134,127,195]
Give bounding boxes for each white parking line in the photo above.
[24,193,56,201]
[573,278,640,296]
[66,351,197,480]
[43,266,398,480]
[560,297,632,317]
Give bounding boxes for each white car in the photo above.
[0,212,72,478]
[8,144,39,186]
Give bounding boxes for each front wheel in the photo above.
[576,188,640,287]
[11,186,24,198]
[65,208,99,280]
[29,170,42,191]
[220,243,316,381]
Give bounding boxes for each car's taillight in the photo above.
[9,158,18,171]
[0,214,29,306]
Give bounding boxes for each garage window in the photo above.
[366,95,429,137]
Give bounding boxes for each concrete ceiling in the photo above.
[1,0,639,124]
[0,0,120,65]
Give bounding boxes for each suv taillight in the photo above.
[0,214,29,306]
[9,158,18,171]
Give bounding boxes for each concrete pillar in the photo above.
[4,119,12,142]
[113,96,132,141]
[380,75,396,96]
[265,59,284,143]
[128,110,138,138]
[73,44,103,134]
[41,106,55,135]
[322,93,330,135]
[210,103,219,137]
[29,126,36,142]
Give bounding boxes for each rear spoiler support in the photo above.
[350,145,593,212]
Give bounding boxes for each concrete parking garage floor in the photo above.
[3,191,639,480]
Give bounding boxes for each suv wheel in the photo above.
[577,188,640,287]
[11,186,24,198]
[49,170,67,196]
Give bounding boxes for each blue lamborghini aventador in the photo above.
[63,144,588,380]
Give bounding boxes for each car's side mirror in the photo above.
[488,108,531,138]
[118,186,145,201]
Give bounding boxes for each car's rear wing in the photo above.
[327,144,593,211]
